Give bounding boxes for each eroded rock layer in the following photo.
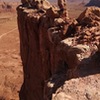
[17,0,100,100]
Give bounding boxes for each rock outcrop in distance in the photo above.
[86,0,100,7]
[17,0,100,100]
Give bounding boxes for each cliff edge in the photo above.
[17,0,100,100]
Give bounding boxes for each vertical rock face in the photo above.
[17,8,44,100]
[17,0,100,100]
[17,0,69,100]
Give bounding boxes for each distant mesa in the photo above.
[86,0,100,7]
[67,0,81,2]
[67,0,89,3]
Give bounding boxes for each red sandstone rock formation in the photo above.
[77,7,100,26]
[17,0,100,100]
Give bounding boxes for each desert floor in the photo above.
[0,11,23,100]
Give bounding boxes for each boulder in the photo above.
[77,7,100,26]
[46,7,59,18]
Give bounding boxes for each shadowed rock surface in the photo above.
[17,0,100,100]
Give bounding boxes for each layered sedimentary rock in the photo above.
[17,0,100,100]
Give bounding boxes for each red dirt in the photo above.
[0,11,23,100]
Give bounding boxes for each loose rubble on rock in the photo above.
[17,0,100,100]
